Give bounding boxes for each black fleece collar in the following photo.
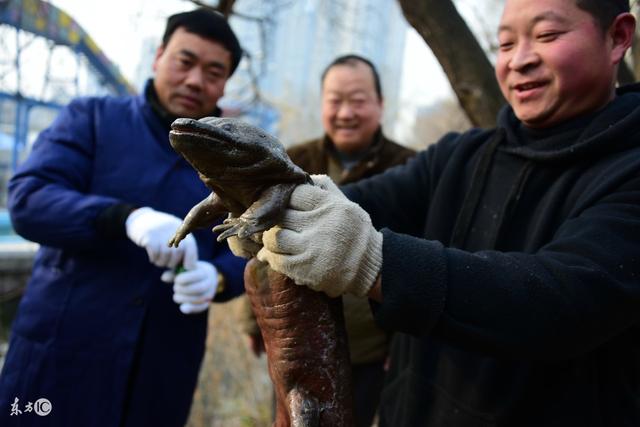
[497,85,640,163]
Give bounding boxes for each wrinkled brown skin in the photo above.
[245,259,354,427]
[167,117,354,426]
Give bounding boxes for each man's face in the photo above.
[153,27,232,119]
[321,62,383,153]
[495,0,619,128]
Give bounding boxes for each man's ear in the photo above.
[610,12,636,65]
[152,45,166,73]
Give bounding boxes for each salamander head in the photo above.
[169,117,286,174]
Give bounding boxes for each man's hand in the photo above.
[126,207,198,269]
[257,175,382,298]
[162,261,218,314]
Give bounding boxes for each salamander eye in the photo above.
[221,123,235,132]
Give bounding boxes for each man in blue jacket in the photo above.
[0,8,246,427]
[233,0,640,426]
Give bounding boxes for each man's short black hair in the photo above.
[575,0,630,32]
[321,54,383,101]
[162,8,243,76]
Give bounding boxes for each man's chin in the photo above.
[166,101,207,119]
[168,107,204,119]
[333,138,371,153]
[332,131,360,143]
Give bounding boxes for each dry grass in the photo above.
[186,296,274,427]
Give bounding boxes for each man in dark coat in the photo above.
[239,54,415,427]
[235,1,640,426]
[0,8,246,427]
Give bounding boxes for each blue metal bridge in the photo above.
[0,0,135,195]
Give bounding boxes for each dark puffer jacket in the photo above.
[0,82,246,427]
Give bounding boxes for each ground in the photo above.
[187,296,273,427]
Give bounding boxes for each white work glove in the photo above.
[161,261,218,314]
[257,175,383,298]
[126,207,198,269]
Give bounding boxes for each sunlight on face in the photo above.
[495,0,617,128]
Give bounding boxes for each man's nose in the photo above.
[184,67,204,90]
[509,40,540,71]
[336,102,355,119]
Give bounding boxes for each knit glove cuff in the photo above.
[348,227,383,297]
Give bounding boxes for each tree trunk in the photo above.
[398,0,504,128]
[216,0,235,18]
[187,0,236,18]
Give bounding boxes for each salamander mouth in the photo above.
[169,129,222,144]
[170,118,231,144]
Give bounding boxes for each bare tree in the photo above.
[185,0,287,118]
[397,0,504,127]
[409,99,472,150]
[187,0,237,17]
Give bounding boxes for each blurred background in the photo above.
[1,0,639,425]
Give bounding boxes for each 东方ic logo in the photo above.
[34,398,52,416]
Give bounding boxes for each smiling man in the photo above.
[0,8,246,427]
[495,0,624,128]
[230,1,640,426]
